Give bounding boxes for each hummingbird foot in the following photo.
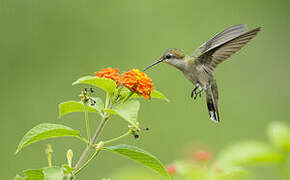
[191,86,198,98]
[193,88,203,100]
[191,84,203,100]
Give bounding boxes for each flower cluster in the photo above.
[120,69,154,100]
[94,67,121,84]
[94,68,154,99]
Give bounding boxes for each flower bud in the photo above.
[45,144,53,167]
[96,141,104,150]
[66,149,73,167]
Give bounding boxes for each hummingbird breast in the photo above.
[183,70,198,84]
[183,63,210,88]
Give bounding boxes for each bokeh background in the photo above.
[1,0,290,179]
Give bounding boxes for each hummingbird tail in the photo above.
[205,81,220,123]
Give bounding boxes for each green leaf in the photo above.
[72,76,117,95]
[62,164,75,175]
[91,97,105,113]
[131,89,169,102]
[43,167,63,180]
[105,144,170,180]
[14,167,63,180]
[15,123,82,154]
[151,90,170,102]
[14,175,24,180]
[267,121,290,151]
[14,168,44,180]
[217,141,285,167]
[59,100,103,118]
[104,100,140,125]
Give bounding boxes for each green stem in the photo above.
[78,136,89,145]
[70,114,108,177]
[105,93,110,109]
[47,154,52,167]
[103,131,132,145]
[84,103,90,142]
[67,93,112,180]
[122,91,135,103]
[74,141,104,176]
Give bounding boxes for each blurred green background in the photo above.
[1,0,290,179]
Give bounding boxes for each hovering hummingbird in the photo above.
[144,24,261,123]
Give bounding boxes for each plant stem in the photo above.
[84,103,90,142]
[67,93,112,180]
[122,91,135,103]
[79,136,89,145]
[74,141,104,176]
[103,131,132,145]
[91,114,109,144]
[105,93,110,109]
[68,114,108,180]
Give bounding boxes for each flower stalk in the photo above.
[84,103,90,142]
[68,113,109,180]
[74,141,104,176]
[103,130,132,145]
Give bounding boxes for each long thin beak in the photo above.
[143,59,163,71]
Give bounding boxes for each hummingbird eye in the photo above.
[165,54,173,59]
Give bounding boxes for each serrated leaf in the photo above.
[104,100,140,125]
[43,167,63,180]
[105,144,170,180]
[72,76,117,95]
[131,89,169,102]
[267,121,290,151]
[14,168,44,180]
[59,100,103,118]
[15,123,82,154]
[217,141,285,167]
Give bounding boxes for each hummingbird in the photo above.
[144,24,261,123]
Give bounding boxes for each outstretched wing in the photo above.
[192,25,261,73]
[192,24,247,59]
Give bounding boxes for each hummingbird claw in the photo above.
[192,87,203,100]
[191,84,202,100]
[194,93,198,100]
[194,90,202,100]
[191,86,198,98]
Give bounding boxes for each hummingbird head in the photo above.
[144,48,186,71]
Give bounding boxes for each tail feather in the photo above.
[205,80,220,123]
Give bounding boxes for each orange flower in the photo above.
[94,67,121,84]
[120,69,154,99]
[193,151,212,162]
[165,164,177,175]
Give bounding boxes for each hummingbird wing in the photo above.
[191,24,247,59]
[192,25,261,73]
